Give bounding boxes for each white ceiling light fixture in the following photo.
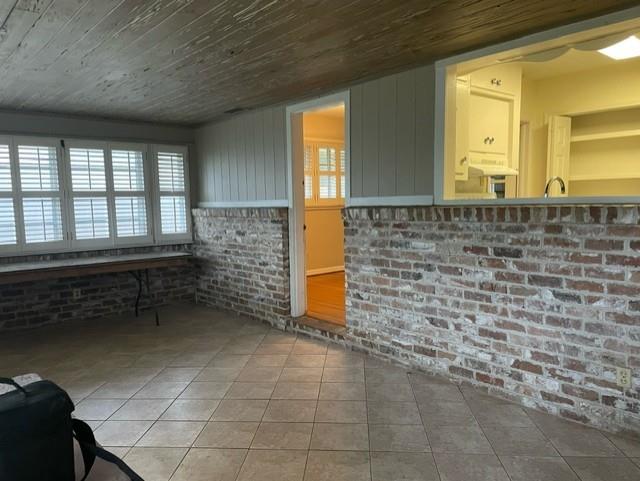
[598,35,640,60]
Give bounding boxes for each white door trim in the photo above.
[286,91,350,318]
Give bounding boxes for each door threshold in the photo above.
[287,316,346,340]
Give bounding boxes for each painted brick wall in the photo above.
[344,205,640,434]
[0,245,195,330]
[193,207,290,328]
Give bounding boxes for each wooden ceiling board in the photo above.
[0,0,635,125]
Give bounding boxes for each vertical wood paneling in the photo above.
[195,105,288,204]
[362,80,380,197]
[350,85,364,197]
[396,70,416,194]
[379,75,397,196]
[349,64,435,198]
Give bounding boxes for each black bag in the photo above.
[0,377,76,481]
[0,377,144,481]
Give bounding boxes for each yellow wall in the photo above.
[303,111,345,274]
[520,60,640,197]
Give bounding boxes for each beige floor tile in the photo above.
[254,344,293,355]
[367,401,422,425]
[136,421,205,447]
[365,367,410,384]
[224,382,275,399]
[412,383,465,403]
[483,426,558,456]
[123,447,187,481]
[94,420,153,447]
[263,400,317,422]
[291,340,328,355]
[565,456,640,481]
[170,448,246,481]
[245,355,289,367]
[369,424,430,452]
[605,433,640,457]
[319,382,366,400]
[110,398,173,421]
[285,355,326,368]
[366,383,415,402]
[160,399,220,421]
[279,367,323,382]
[324,353,365,368]
[88,382,145,399]
[168,351,216,367]
[152,368,201,383]
[418,401,477,427]
[236,366,283,383]
[499,456,580,481]
[133,381,189,399]
[428,424,494,454]
[434,453,510,481]
[178,382,232,399]
[323,367,365,383]
[212,399,269,421]
[371,452,439,481]
[315,400,367,423]
[74,399,126,421]
[194,367,242,382]
[207,354,250,368]
[310,423,369,450]
[272,382,320,400]
[251,422,313,449]
[470,402,536,428]
[305,450,371,481]
[194,421,259,448]
[236,449,307,481]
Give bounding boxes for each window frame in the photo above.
[0,134,192,257]
[433,5,640,206]
[304,138,346,208]
[151,144,192,244]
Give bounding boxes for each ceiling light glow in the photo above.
[598,35,640,60]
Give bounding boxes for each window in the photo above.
[0,135,190,255]
[154,146,190,238]
[304,141,345,206]
[439,15,640,203]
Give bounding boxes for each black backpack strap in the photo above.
[72,418,144,481]
[0,377,27,395]
[72,419,97,481]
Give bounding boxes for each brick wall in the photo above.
[193,207,291,328]
[0,245,195,330]
[344,205,640,434]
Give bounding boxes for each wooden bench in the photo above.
[0,251,193,325]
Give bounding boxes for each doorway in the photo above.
[287,93,349,326]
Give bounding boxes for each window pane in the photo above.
[73,197,109,240]
[304,145,313,172]
[0,198,16,245]
[112,150,145,191]
[22,197,63,243]
[115,196,147,237]
[18,145,59,191]
[319,175,337,199]
[160,195,187,234]
[157,151,185,192]
[305,174,313,199]
[70,147,106,191]
[319,147,336,171]
[340,175,345,199]
[0,144,11,192]
[340,149,345,173]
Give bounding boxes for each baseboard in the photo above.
[306,266,345,276]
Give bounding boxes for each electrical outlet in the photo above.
[73,288,82,299]
[616,367,631,388]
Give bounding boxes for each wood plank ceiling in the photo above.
[0,0,635,125]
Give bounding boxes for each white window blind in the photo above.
[304,141,344,206]
[0,143,16,246]
[112,149,148,238]
[17,143,64,244]
[157,150,188,236]
[68,147,110,241]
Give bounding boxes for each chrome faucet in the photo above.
[544,176,566,198]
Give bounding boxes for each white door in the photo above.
[546,115,571,197]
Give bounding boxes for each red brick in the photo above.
[511,360,543,375]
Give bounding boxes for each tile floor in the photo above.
[1,303,639,481]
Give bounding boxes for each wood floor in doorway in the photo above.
[306,271,345,326]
